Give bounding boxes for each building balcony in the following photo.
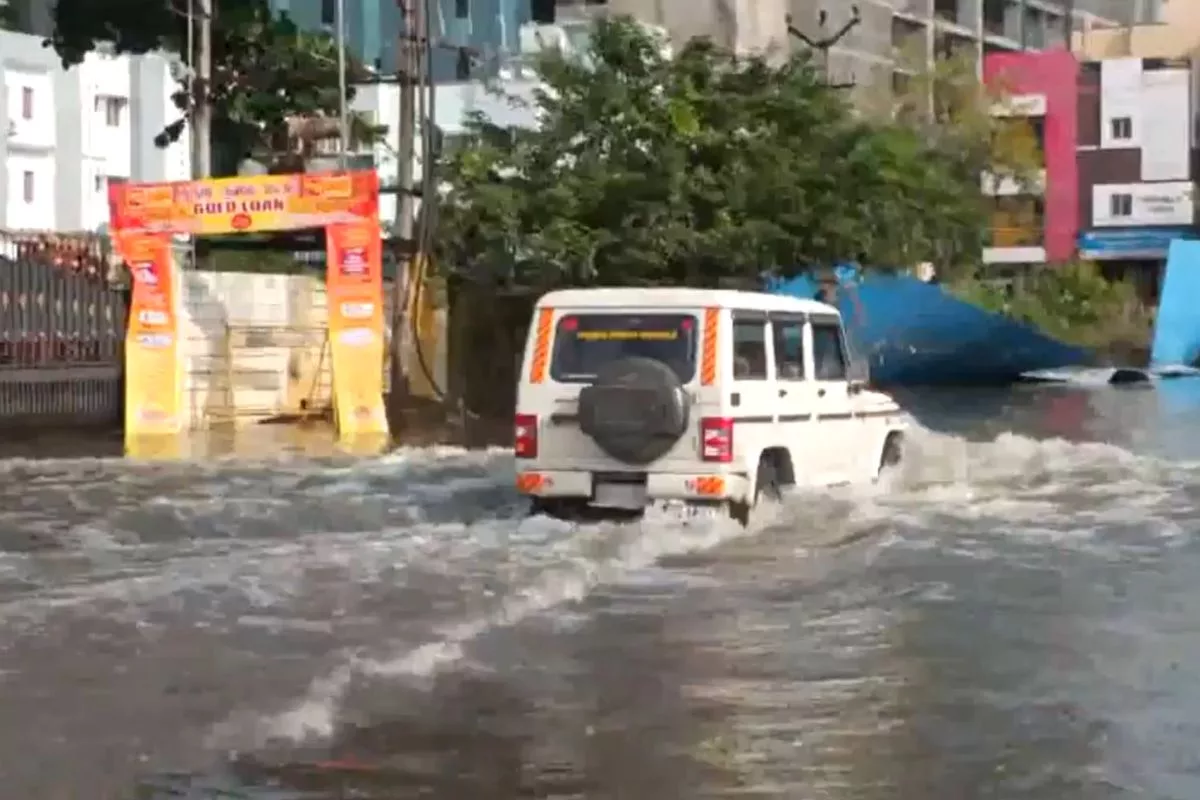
[982,169,1046,196]
[984,225,1046,264]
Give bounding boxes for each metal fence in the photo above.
[0,239,127,430]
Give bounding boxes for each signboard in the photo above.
[108,171,380,236]
[109,170,387,447]
[1092,181,1195,228]
[1077,227,1199,259]
[325,221,388,438]
[111,230,182,438]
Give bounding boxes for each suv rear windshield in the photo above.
[550,312,698,383]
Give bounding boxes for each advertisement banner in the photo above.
[325,219,388,439]
[109,171,380,236]
[113,231,182,438]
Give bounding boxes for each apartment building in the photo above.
[1076,57,1194,263]
[980,44,1195,278]
[981,50,1077,266]
[0,30,189,233]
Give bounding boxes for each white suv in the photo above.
[513,287,906,524]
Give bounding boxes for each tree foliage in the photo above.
[48,0,378,173]
[954,260,1153,353]
[435,18,1001,292]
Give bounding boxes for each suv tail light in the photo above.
[514,413,538,458]
[700,416,733,463]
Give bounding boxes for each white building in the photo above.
[0,30,188,233]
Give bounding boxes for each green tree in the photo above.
[0,0,18,31]
[48,0,380,173]
[435,17,993,292]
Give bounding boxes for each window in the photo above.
[455,0,469,18]
[811,322,847,381]
[549,313,697,383]
[99,96,125,127]
[22,171,34,203]
[1109,192,1133,218]
[20,87,32,120]
[772,318,806,381]
[732,318,768,380]
[1110,116,1133,140]
[94,174,105,193]
[321,0,335,25]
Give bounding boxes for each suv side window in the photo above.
[811,321,847,381]
[772,318,806,381]
[731,318,768,380]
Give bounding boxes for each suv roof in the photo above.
[537,287,838,316]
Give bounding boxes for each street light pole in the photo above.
[195,0,212,178]
[335,0,349,169]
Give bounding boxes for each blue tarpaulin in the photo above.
[770,269,1091,386]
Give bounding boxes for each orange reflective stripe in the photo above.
[528,307,555,384]
[700,307,719,385]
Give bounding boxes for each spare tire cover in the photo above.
[578,356,690,465]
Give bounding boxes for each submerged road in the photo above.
[3,385,1200,798]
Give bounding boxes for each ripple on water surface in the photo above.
[0,414,1199,798]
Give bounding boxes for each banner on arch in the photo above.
[324,219,388,439]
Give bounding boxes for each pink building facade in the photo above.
[983,50,1080,264]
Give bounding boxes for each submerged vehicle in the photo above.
[512,287,907,524]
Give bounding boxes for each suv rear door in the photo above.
[521,306,714,470]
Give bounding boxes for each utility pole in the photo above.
[389,0,419,420]
[336,0,349,169]
[195,0,213,178]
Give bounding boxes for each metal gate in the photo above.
[0,249,126,430]
[184,323,332,427]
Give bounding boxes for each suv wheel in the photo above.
[729,457,780,527]
[876,433,903,480]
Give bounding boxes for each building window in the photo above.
[1110,116,1133,140]
[20,87,32,120]
[1110,193,1133,218]
[321,0,335,25]
[455,0,469,18]
[22,171,34,203]
[94,174,105,193]
[95,96,125,127]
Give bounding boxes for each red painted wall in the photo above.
[984,49,1079,263]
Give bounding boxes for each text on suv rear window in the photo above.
[550,313,698,383]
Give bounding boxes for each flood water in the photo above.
[4,383,1200,799]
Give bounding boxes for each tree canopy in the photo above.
[48,0,377,173]
[434,17,1014,291]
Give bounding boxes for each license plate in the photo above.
[593,482,646,509]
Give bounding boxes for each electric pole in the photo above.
[389,0,419,421]
[195,0,213,178]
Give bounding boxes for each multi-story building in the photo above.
[0,30,188,233]
[981,50,1077,266]
[1071,0,1199,269]
[543,0,1139,105]
[980,41,1195,282]
[1075,56,1194,266]
[271,0,530,82]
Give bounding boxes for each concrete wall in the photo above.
[1073,0,1194,58]
[177,270,447,429]
[179,272,332,428]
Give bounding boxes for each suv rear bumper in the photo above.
[515,469,750,504]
